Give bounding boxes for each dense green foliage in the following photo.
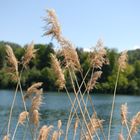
[1,41,140,95]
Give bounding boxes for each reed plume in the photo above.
[44,9,81,71]
[90,39,108,69]
[118,133,125,140]
[87,71,102,92]
[57,120,62,130]
[3,135,9,140]
[6,45,20,138]
[50,54,65,89]
[11,111,29,140]
[74,118,79,134]
[57,120,63,140]
[118,50,128,72]
[5,44,18,80]
[22,41,37,68]
[121,103,128,126]
[38,125,53,140]
[44,9,61,40]
[31,94,43,112]
[51,131,59,140]
[32,109,40,127]
[38,125,48,140]
[30,94,42,127]
[85,116,104,139]
[18,111,29,125]
[130,112,140,135]
[73,118,79,140]
[24,82,43,99]
[59,37,81,71]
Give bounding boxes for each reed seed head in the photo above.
[22,41,37,68]
[18,111,29,125]
[121,103,128,125]
[60,37,81,71]
[31,94,43,112]
[44,9,61,40]
[24,82,43,99]
[85,116,103,139]
[90,39,108,69]
[32,109,40,127]
[57,120,62,130]
[130,112,140,135]
[51,131,59,140]
[118,133,124,140]
[50,54,65,89]
[118,50,128,72]
[87,71,102,92]
[45,9,81,71]
[38,125,48,140]
[38,125,53,140]
[3,135,9,140]
[74,118,79,134]
[5,44,18,80]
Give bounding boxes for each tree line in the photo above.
[0,41,140,95]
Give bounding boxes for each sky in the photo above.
[0,0,140,51]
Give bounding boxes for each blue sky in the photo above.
[0,0,140,51]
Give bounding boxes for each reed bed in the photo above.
[1,9,140,140]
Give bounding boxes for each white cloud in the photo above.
[83,47,91,52]
[133,45,140,50]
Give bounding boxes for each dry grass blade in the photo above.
[38,125,53,140]
[18,111,29,125]
[87,71,102,92]
[118,50,128,72]
[24,82,43,99]
[90,39,108,69]
[5,44,18,80]
[50,54,65,89]
[44,9,61,40]
[22,41,37,68]
[121,103,128,125]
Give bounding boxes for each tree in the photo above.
[35,43,55,69]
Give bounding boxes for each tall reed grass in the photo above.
[1,9,140,140]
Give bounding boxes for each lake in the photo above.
[0,90,140,140]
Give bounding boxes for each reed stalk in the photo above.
[68,69,93,140]
[108,50,128,140]
[108,66,120,140]
[64,69,90,139]
[71,70,101,140]
[7,83,19,136]
[64,86,86,140]
[11,122,19,140]
[81,69,106,140]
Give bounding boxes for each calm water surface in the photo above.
[0,90,140,140]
